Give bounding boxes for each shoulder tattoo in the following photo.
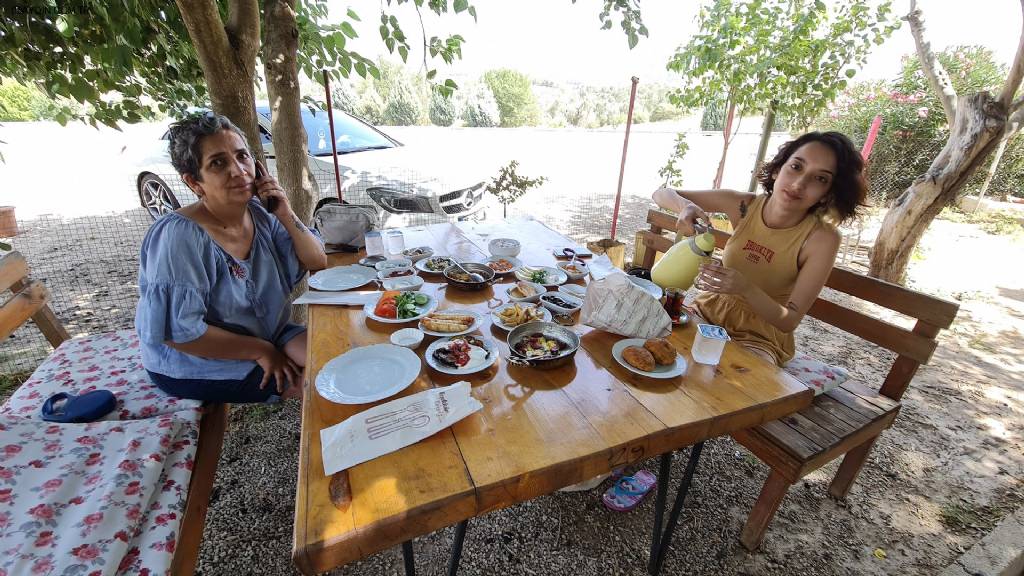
[739,199,748,218]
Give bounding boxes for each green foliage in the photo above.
[571,0,648,49]
[659,134,690,187]
[816,46,1018,201]
[462,83,499,127]
[535,83,679,128]
[382,84,423,126]
[0,80,63,121]
[668,0,898,130]
[486,160,547,216]
[483,69,539,127]
[429,91,456,126]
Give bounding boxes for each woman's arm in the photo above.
[698,226,840,333]
[652,187,756,236]
[277,206,328,271]
[167,325,301,392]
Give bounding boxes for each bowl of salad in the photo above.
[364,291,436,323]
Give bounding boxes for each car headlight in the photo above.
[367,188,435,214]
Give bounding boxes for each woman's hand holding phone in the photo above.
[252,159,285,214]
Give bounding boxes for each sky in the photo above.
[329,0,1023,87]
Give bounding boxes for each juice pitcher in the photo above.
[651,222,716,290]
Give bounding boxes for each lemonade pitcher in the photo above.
[650,223,716,290]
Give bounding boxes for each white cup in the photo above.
[386,230,406,255]
[364,231,385,256]
[691,323,730,365]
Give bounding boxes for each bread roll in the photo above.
[622,345,656,372]
[644,338,676,365]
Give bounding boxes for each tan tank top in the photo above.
[694,194,824,365]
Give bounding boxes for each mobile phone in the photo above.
[254,162,279,212]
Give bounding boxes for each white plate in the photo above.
[611,338,686,379]
[539,292,583,315]
[363,292,437,324]
[308,265,378,291]
[506,281,547,303]
[402,246,434,262]
[415,256,456,274]
[629,276,664,300]
[558,284,587,300]
[315,344,422,404]
[418,309,485,337]
[375,258,413,271]
[491,302,552,331]
[482,256,523,276]
[514,266,568,287]
[425,336,498,375]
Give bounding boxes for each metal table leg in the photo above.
[447,520,470,576]
[647,441,706,576]
[400,519,470,576]
[402,540,416,576]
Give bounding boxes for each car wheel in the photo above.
[138,173,181,219]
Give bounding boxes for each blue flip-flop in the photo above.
[602,470,657,512]
[40,390,117,423]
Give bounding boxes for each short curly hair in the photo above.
[757,131,867,224]
[167,111,248,182]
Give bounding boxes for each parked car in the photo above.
[131,104,492,227]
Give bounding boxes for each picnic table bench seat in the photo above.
[0,251,227,575]
[639,209,959,551]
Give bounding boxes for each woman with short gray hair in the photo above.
[135,111,327,402]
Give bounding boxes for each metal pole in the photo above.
[610,76,640,240]
[322,69,345,204]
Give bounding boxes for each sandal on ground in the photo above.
[601,470,657,512]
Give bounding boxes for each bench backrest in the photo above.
[638,209,959,402]
[0,251,69,348]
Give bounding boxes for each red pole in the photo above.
[610,76,639,239]
[322,69,344,203]
[861,115,883,163]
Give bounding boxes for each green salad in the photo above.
[394,292,430,319]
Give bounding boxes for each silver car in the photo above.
[133,104,491,226]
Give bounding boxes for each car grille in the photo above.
[439,183,485,215]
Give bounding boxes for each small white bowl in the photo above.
[558,284,587,300]
[488,238,521,257]
[483,255,523,275]
[539,292,583,315]
[402,246,434,262]
[506,281,547,303]
[390,328,424,349]
[557,260,589,281]
[377,267,415,281]
[375,258,413,271]
[382,275,425,291]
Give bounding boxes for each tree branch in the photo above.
[175,0,234,79]
[906,0,957,124]
[998,0,1024,108]
[226,0,262,67]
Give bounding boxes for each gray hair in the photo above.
[167,112,249,182]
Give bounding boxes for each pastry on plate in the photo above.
[643,338,676,365]
[622,345,656,372]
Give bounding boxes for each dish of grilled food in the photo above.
[643,338,677,365]
[421,312,476,333]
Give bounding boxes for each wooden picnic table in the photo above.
[293,218,812,575]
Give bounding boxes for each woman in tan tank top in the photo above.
[652,131,868,366]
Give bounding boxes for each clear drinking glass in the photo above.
[364,231,385,256]
[691,323,730,365]
[385,230,405,255]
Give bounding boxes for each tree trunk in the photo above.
[869,92,1008,282]
[263,0,316,223]
[175,0,264,163]
[974,134,1010,211]
[748,101,777,192]
[713,99,737,188]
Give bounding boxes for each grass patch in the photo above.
[0,371,32,400]
[966,334,996,353]
[238,402,283,422]
[939,207,1024,237]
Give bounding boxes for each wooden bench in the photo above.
[638,209,960,551]
[0,250,228,574]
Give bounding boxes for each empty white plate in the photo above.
[309,265,378,291]
[611,338,686,379]
[315,344,422,404]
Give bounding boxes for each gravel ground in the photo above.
[3,208,1022,576]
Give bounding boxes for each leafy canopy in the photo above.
[667,0,899,128]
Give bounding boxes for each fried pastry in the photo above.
[622,345,656,372]
[644,338,676,365]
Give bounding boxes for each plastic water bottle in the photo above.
[364,231,385,256]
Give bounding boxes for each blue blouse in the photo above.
[135,198,318,379]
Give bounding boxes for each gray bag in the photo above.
[312,198,379,254]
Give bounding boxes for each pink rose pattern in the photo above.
[783,352,852,395]
[0,331,202,422]
[0,413,198,575]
